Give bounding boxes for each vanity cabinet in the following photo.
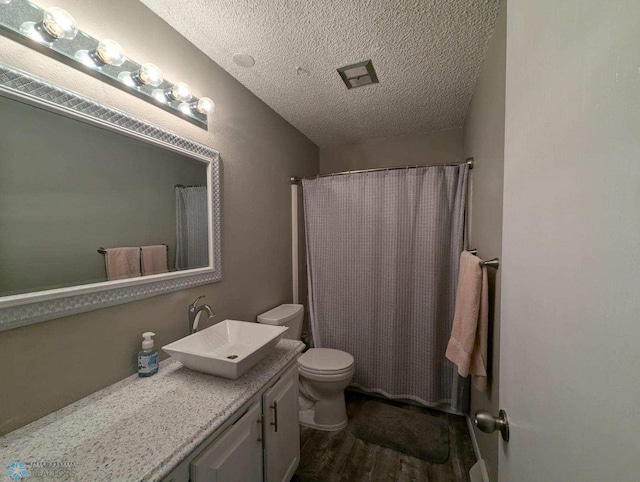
[263,363,300,482]
[190,402,263,481]
[162,357,300,482]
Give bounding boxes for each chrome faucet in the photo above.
[189,295,215,334]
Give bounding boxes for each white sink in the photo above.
[162,320,288,379]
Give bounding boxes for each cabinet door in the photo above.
[190,402,263,482]
[263,363,300,482]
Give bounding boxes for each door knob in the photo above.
[475,409,510,442]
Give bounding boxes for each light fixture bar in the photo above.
[0,0,213,129]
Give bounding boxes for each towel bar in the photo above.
[174,184,206,189]
[467,249,500,269]
[98,245,169,254]
[480,258,500,269]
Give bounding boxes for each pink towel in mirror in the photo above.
[141,245,168,276]
[105,247,141,281]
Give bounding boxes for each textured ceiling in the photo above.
[141,0,501,147]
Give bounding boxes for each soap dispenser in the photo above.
[138,332,159,377]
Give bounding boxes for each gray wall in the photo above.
[319,128,463,173]
[0,0,318,436]
[462,3,506,481]
[0,97,207,295]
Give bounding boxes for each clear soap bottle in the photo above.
[138,332,159,377]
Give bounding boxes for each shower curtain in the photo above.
[175,186,209,270]
[303,165,469,414]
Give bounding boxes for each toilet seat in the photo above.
[299,365,353,376]
[298,348,354,372]
[298,348,354,382]
[298,365,354,382]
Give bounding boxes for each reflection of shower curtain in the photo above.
[303,165,469,414]
[175,186,209,270]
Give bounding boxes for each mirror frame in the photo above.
[0,62,222,332]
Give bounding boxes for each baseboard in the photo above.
[466,415,490,482]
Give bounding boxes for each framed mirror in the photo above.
[0,62,222,331]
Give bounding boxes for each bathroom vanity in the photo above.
[0,339,304,482]
[170,354,300,482]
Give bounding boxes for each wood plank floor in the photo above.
[292,391,477,482]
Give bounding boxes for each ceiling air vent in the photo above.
[337,60,379,89]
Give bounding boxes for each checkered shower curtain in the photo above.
[303,165,469,414]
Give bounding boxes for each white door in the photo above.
[190,402,263,482]
[499,0,640,481]
[263,363,300,482]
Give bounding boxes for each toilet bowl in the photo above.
[298,348,354,431]
[257,305,355,431]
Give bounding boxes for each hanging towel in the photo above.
[445,250,489,392]
[104,247,141,281]
[141,245,168,276]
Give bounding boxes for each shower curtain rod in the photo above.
[290,157,473,184]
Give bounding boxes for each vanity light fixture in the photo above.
[90,39,125,67]
[19,6,78,43]
[133,63,163,87]
[118,63,163,88]
[192,97,215,115]
[40,7,78,41]
[167,82,192,102]
[0,0,214,129]
[152,88,167,103]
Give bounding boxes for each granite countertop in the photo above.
[0,339,304,482]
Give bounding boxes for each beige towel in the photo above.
[445,250,489,392]
[105,247,141,281]
[141,245,168,276]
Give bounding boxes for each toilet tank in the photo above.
[257,304,304,340]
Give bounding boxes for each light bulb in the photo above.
[134,63,163,87]
[167,82,191,102]
[192,97,215,115]
[92,39,125,66]
[41,7,78,40]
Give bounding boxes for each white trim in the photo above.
[291,184,299,303]
[0,267,214,308]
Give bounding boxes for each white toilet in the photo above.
[257,304,355,432]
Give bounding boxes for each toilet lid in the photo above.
[299,348,354,372]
